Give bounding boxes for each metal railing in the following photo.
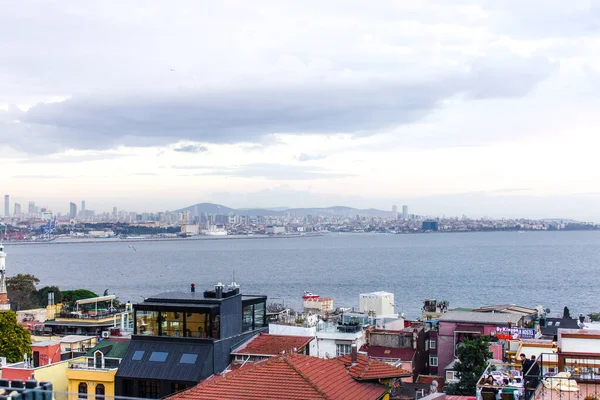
[55,310,124,320]
[528,353,600,400]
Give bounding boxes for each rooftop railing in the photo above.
[55,310,124,320]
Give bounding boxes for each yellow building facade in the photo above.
[67,367,117,400]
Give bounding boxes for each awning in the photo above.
[76,295,116,306]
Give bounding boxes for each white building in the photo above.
[265,226,285,234]
[360,291,396,317]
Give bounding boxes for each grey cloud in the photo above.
[172,163,352,180]
[13,56,553,153]
[297,153,327,162]
[173,144,208,153]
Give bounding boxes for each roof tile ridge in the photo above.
[285,354,333,400]
[198,357,274,388]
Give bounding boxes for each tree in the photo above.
[30,286,63,307]
[0,311,32,363]
[563,306,571,319]
[6,274,40,311]
[588,312,600,322]
[61,289,99,307]
[446,335,493,395]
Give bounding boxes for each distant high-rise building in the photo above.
[28,201,36,214]
[3,195,8,217]
[112,207,118,218]
[69,202,78,219]
[14,203,21,218]
[81,200,86,212]
[402,205,408,220]
[392,205,398,219]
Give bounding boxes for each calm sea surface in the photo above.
[5,231,600,319]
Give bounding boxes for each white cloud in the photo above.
[1,0,600,219]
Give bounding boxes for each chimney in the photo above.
[351,343,358,364]
[215,282,224,299]
[190,283,195,293]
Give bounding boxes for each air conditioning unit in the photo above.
[101,331,110,338]
[0,357,7,367]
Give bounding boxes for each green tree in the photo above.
[446,335,493,395]
[6,273,40,311]
[0,311,32,363]
[563,306,571,319]
[30,286,63,307]
[61,289,99,307]
[588,312,600,322]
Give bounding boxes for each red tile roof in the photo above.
[168,354,387,400]
[336,353,412,380]
[360,345,417,361]
[232,333,313,356]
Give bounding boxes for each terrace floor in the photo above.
[534,383,600,400]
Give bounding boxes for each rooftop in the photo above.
[167,353,388,400]
[473,304,537,316]
[360,345,417,361]
[439,311,523,325]
[85,339,130,359]
[231,333,313,356]
[336,353,412,380]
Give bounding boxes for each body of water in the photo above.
[4,231,600,319]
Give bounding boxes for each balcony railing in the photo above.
[475,354,600,400]
[55,310,123,320]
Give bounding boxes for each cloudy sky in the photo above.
[2,0,600,220]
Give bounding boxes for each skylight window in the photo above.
[132,350,145,361]
[180,354,199,364]
[149,351,168,362]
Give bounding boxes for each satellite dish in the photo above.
[545,308,551,314]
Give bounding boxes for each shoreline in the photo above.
[2,233,327,246]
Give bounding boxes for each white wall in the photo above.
[359,292,395,316]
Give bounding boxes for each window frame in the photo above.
[429,355,438,367]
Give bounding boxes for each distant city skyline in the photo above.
[2,192,599,222]
[2,2,600,221]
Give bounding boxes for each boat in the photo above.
[302,291,319,299]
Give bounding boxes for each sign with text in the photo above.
[495,327,536,339]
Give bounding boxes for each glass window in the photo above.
[139,380,160,399]
[161,311,183,337]
[136,311,160,335]
[95,384,105,398]
[336,344,352,356]
[179,354,198,364]
[132,350,145,361]
[429,340,436,349]
[242,305,253,332]
[149,351,168,362]
[254,303,265,328]
[430,356,438,367]
[211,314,220,339]
[186,312,210,338]
[78,382,87,399]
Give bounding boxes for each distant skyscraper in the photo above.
[3,195,8,217]
[392,205,398,219]
[402,205,408,220]
[112,207,118,218]
[81,200,86,212]
[14,203,21,218]
[69,202,78,219]
[28,201,36,214]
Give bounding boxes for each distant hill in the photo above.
[175,203,390,217]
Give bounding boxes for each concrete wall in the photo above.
[17,308,47,323]
[370,333,413,348]
[269,324,316,337]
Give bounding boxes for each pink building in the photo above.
[437,311,528,374]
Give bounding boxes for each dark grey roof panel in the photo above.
[116,339,213,382]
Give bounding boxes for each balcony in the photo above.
[55,310,123,322]
[531,353,600,400]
